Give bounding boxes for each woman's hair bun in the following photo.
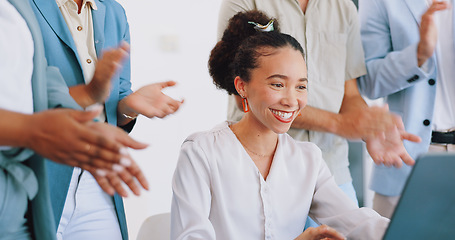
[209,10,280,95]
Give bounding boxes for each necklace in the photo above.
[231,125,275,158]
[242,143,274,158]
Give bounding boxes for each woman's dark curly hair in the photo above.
[208,10,304,95]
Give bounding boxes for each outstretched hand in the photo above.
[295,225,345,240]
[365,125,421,168]
[118,80,183,122]
[338,104,421,167]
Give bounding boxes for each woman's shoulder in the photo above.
[183,121,233,147]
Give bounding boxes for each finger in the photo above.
[400,131,422,143]
[92,173,116,196]
[427,1,449,14]
[392,114,405,130]
[127,162,149,190]
[160,80,177,89]
[371,154,384,165]
[106,172,129,197]
[119,41,130,53]
[168,99,183,113]
[80,128,123,154]
[111,129,148,150]
[117,167,141,196]
[383,153,394,167]
[316,225,346,240]
[400,152,415,166]
[73,151,124,170]
[153,109,168,119]
[380,103,389,112]
[390,155,403,168]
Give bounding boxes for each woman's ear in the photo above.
[234,76,247,98]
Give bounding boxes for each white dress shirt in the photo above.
[171,122,388,240]
[0,0,34,150]
[56,0,97,83]
[431,0,455,131]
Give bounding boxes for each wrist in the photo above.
[417,43,431,67]
[118,97,139,120]
[122,112,138,120]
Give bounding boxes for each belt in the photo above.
[431,131,455,144]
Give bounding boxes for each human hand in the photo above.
[83,118,149,196]
[295,225,345,240]
[119,80,184,120]
[417,0,450,66]
[90,155,149,197]
[25,107,147,172]
[86,42,130,105]
[338,105,400,140]
[365,124,421,168]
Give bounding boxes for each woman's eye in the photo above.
[272,83,284,88]
[297,85,307,90]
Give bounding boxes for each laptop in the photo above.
[383,153,455,239]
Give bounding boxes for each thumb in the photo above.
[119,136,149,150]
[161,80,177,89]
[382,103,389,111]
[113,129,149,150]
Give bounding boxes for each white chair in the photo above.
[136,212,171,240]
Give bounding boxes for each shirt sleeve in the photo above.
[117,7,133,101]
[357,0,435,99]
[171,140,216,240]
[46,65,82,110]
[309,149,389,240]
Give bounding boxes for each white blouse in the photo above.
[171,122,388,240]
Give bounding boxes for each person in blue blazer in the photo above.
[1,0,150,238]
[358,0,451,218]
[28,0,183,239]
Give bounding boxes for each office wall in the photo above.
[116,1,225,239]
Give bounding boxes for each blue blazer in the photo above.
[29,0,133,239]
[357,0,454,196]
[4,0,81,239]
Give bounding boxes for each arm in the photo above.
[171,140,216,240]
[292,79,420,166]
[0,108,149,196]
[357,0,446,99]
[292,79,396,139]
[309,150,389,240]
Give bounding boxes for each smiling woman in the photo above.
[170,10,388,240]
